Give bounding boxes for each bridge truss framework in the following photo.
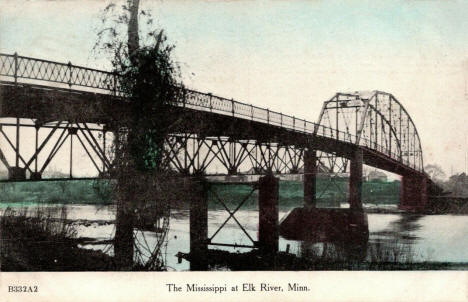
[0,53,436,268]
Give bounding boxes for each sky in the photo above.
[1,0,468,177]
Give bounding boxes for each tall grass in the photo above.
[0,205,115,271]
[296,238,419,270]
[1,206,77,242]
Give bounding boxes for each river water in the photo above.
[2,203,468,270]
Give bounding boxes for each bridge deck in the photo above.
[0,81,423,177]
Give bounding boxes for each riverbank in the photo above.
[0,179,400,209]
[0,207,116,271]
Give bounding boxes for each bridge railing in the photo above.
[0,53,421,171]
[0,53,116,92]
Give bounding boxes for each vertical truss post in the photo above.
[412,130,416,168]
[184,134,188,174]
[258,175,279,255]
[70,132,73,178]
[389,99,392,155]
[103,129,107,173]
[68,127,78,178]
[335,98,339,139]
[399,105,402,160]
[227,142,236,174]
[15,118,20,167]
[34,125,39,172]
[406,118,410,164]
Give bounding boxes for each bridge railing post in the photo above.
[13,52,18,84]
[293,116,295,130]
[280,113,283,127]
[209,94,213,112]
[250,104,253,120]
[68,61,72,89]
[267,109,269,124]
[231,99,235,117]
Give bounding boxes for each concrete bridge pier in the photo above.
[348,149,363,210]
[258,175,279,255]
[303,149,317,208]
[30,171,42,180]
[399,174,428,211]
[189,177,209,270]
[8,167,26,181]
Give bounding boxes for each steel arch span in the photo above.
[315,91,434,210]
[316,91,423,173]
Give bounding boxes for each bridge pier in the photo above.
[303,149,317,208]
[348,149,363,210]
[399,174,428,212]
[189,177,209,270]
[30,172,42,180]
[8,167,26,181]
[258,175,279,255]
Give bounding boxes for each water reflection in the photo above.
[297,213,422,267]
[366,214,423,263]
[372,214,423,241]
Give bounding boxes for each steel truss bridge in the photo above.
[0,53,438,211]
[0,52,443,267]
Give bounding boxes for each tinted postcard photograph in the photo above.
[0,1,467,301]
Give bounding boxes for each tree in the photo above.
[95,0,185,270]
[425,164,446,182]
[444,173,468,197]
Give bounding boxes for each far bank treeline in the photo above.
[0,178,400,209]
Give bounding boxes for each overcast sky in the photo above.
[1,0,468,176]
